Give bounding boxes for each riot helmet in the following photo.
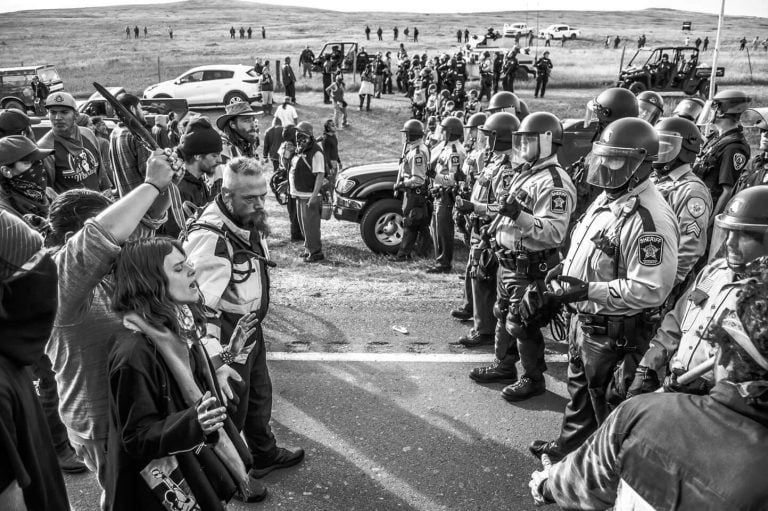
[512,112,563,163]
[584,87,639,128]
[698,89,752,126]
[710,186,768,272]
[440,116,464,142]
[652,116,702,168]
[400,119,425,143]
[486,91,521,115]
[479,112,520,152]
[672,97,705,122]
[585,117,658,192]
[741,107,768,152]
[464,112,487,147]
[637,91,664,125]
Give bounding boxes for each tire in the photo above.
[360,198,403,254]
[224,91,248,105]
[628,81,647,94]
[570,33,577,40]
[3,99,26,112]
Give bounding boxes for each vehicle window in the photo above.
[37,68,61,83]
[644,50,662,67]
[3,74,30,86]
[180,71,204,83]
[246,68,260,78]
[202,70,234,81]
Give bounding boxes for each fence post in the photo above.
[746,47,753,81]
[275,59,282,91]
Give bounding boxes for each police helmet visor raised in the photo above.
[740,108,768,131]
[585,143,646,189]
[655,132,683,164]
[638,100,663,125]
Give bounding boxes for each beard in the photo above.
[244,208,270,237]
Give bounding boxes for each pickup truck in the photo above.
[503,23,533,38]
[539,25,581,40]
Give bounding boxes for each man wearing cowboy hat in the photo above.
[217,102,262,164]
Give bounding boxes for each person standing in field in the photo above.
[282,57,297,104]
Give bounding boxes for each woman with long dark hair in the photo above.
[107,237,264,510]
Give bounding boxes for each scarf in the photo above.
[1,163,48,213]
[121,312,250,491]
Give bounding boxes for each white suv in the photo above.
[539,25,581,40]
[143,65,261,107]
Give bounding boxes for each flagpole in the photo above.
[709,0,725,100]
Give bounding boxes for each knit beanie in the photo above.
[0,210,43,282]
[180,117,222,156]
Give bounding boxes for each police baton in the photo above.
[654,357,715,392]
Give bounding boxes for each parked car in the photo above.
[539,25,581,40]
[0,65,63,113]
[143,64,262,107]
[617,46,724,97]
[503,23,533,37]
[333,161,403,254]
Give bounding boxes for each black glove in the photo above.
[626,366,660,398]
[455,197,474,214]
[546,275,589,304]
[393,182,406,191]
[498,196,522,220]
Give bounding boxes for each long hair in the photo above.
[111,237,206,337]
[46,189,112,248]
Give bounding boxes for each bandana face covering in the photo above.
[5,163,47,203]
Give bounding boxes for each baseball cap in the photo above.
[45,91,77,110]
[0,135,53,166]
[0,109,40,137]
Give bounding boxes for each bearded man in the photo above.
[183,157,304,501]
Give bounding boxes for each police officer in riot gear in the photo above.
[651,117,712,293]
[529,117,679,461]
[636,90,664,125]
[631,186,768,396]
[453,112,520,346]
[469,112,577,401]
[452,112,488,323]
[394,120,431,261]
[426,117,466,273]
[485,91,525,118]
[733,108,768,193]
[693,89,751,219]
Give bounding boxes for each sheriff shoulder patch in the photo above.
[414,155,424,166]
[686,197,707,218]
[550,189,568,214]
[733,152,747,171]
[638,234,664,266]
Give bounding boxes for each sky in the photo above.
[1,0,766,17]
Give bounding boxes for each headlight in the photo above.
[336,177,356,194]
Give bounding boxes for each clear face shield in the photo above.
[696,99,717,138]
[584,99,603,128]
[638,101,662,125]
[709,215,768,270]
[511,131,553,163]
[585,142,646,190]
[740,109,768,151]
[655,131,683,165]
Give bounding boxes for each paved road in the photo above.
[64,351,569,510]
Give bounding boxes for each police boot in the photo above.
[450,307,472,321]
[529,439,566,463]
[469,360,517,384]
[458,331,494,347]
[501,377,546,402]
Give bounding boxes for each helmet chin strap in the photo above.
[652,158,684,176]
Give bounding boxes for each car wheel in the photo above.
[360,198,403,255]
[570,33,577,40]
[3,99,26,112]
[224,91,248,105]
[628,81,646,94]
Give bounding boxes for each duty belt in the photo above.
[496,248,559,275]
[577,310,659,350]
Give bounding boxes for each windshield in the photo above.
[37,67,61,83]
[626,48,653,68]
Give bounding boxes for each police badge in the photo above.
[550,189,568,214]
[638,234,663,266]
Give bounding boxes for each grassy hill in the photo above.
[1,0,767,96]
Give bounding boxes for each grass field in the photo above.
[2,1,768,97]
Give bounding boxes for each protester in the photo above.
[274,96,298,127]
[278,125,303,241]
[0,210,71,511]
[107,237,264,508]
[262,116,284,173]
[44,149,173,509]
[109,93,151,197]
[326,74,348,128]
[359,64,375,112]
[290,122,325,262]
[0,135,53,217]
[151,114,171,149]
[319,119,342,186]
[281,57,297,104]
[260,66,274,115]
[217,102,261,162]
[183,157,305,493]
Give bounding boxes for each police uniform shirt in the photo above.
[470,151,513,217]
[694,127,750,202]
[463,146,486,182]
[651,164,713,283]
[562,179,680,315]
[431,140,466,188]
[641,259,737,377]
[401,142,429,188]
[494,155,576,252]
